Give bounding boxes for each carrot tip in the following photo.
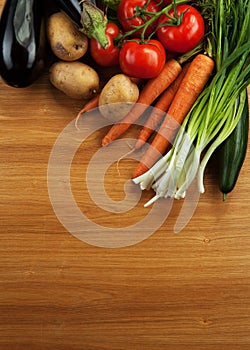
[134,139,145,150]
[132,164,149,179]
[102,137,111,147]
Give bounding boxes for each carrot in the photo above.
[132,54,215,178]
[135,63,191,149]
[75,94,100,130]
[101,59,182,146]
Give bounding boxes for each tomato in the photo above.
[119,39,166,79]
[90,22,121,67]
[117,0,160,38]
[156,5,205,53]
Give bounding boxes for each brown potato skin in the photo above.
[99,74,140,122]
[47,11,88,61]
[49,61,100,100]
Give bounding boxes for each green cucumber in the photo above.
[218,90,249,201]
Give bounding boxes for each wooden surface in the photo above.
[1,2,250,349]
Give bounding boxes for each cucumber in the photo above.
[218,90,249,200]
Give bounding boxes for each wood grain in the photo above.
[0,2,250,349]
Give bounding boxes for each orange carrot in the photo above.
[101,59,182,146]
[132,54,215,178]
[75,94,100,130]
[135,63,191,149]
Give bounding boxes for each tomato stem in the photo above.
[120,0,191,44]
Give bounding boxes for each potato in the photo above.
[99,74,139,122]
[49,61,99,100]
[47,11,88,61]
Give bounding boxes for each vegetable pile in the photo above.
[0,0,249,203]
[132,0,250,203]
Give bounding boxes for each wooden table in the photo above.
[1,2,250,349]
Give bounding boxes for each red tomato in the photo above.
[90,22,121,67]
[119,39,166,79]
[118,0,160,38]
[156,5,205,53]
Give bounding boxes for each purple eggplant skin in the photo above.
[0,0,46,88]
[55,0,96,26]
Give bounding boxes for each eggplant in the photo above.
[0,0,46,88]
[56,0,96,26]
[55,0,108,49]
